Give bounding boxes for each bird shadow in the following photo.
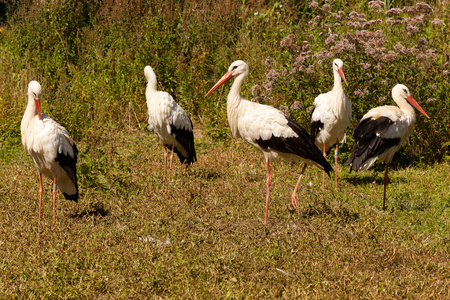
[68,201,109,219]
[294,198,359,223]
[342,170,409,186]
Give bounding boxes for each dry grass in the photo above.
[0,128,449,298]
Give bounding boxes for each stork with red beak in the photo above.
[311,58,351,190]
[345,84,429,210]
[21,81,78,225]
[206,60,332,224]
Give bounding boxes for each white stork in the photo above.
[311,58,351,190]
[345,84,429,210]
[206,60,333,224]
[144,65,196,180]
[21,81,78,224]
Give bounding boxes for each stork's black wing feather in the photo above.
[310,119,324,143]
[255,117,333,175]
[345,117,400,172]
[168,120,197,166]
[55,142,79,202]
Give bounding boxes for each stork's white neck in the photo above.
[147,78,157,93]
[25,93,38,117]
[332,69,344,93]
[227,72,246,108]
[395,96,416,123]
[226,72,246,139]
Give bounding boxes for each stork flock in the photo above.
[21,59,429,225]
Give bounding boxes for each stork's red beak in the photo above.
[34,98,42,120]
[338,68,348,87]
[406,95,429,119]
[206,71,234,96]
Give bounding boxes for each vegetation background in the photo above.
[0,0,449,298]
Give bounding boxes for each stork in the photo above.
[311,58,351,190]
[144,65,196,180]
[345,84,429,210]
[21,81,78,225]
[206,60,333,224]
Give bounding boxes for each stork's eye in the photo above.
[232,65,238,71]
[403,89,407,93]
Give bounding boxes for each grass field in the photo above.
[0,127,449,298]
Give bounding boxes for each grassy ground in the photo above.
[0,128,449,299]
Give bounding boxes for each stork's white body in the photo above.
[353,104,416,170]
[228,97,322,168]
[311,59,351,189]
[346,84,429,209]
[144,66,196,180]
[206,60,332,224]
[21,81,78,224]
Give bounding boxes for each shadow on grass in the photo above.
[297,199,359,223]
[342,172,408,186]
[68,201,109,218]
[189,168,222,180]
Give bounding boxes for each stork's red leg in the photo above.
[52,177,57,225]
[334,140,339,190]
[291,163,307,210]
[321,143,326,190]
[169,145,174,181]
[264,160,271,225]
[383,163,389,210]
[163,147,168,180]
[38,173,43,225]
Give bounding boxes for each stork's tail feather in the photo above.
[171,145,197,167]
[345,155,359,173]
[62,192,79,202]
[317,154,333,177]
[177,151,197,167]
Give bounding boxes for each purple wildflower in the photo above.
[360,63,371,69]
[319,4,331,13]
[431,19,445,26]
[279,105,290,117]
[385,8,402,16]
[309,1,318,8]
[265,56,274,67]
[306,65,315,74]
[290,101,301,110]
[381,51,396,62]
[386,18,402,25]
[369,1,385,9]
[252,85,262,96]
[394,42,407,54]
[280,34,295,48]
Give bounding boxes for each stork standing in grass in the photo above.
[345,84,429,210]
[21,81,78,225]
[206,60,333,224]
[144,66,196,180]
[311,58,351,190]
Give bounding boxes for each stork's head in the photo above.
[144,65,155,81]
[227,60,249,77]
[392,84,429,119]
[206,60,249,96]
[144,65,158,91]
[28,81,42,101]
[28,81,43,120]
[332,59,348,86]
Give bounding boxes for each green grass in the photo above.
[0,128,449,298]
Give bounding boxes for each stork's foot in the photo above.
[290,194,299,210]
